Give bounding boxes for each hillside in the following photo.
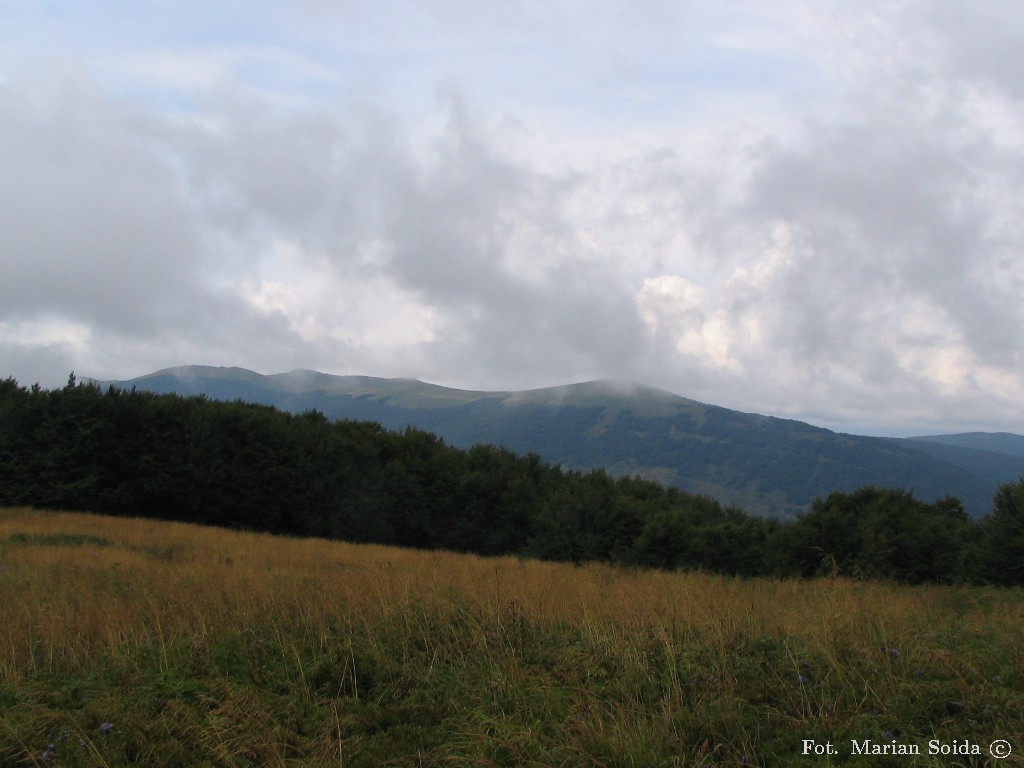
[12,376,1018,584]
[5,507,1022,766]
[103,366,1024,518]
[909,431,1024,459]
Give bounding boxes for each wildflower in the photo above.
[889,647,900,659]
[42,743,56,760]
[797,674,808,686]
[100,722,114,735]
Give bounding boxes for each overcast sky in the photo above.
[2,1,1023,436]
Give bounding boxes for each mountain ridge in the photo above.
[96,366,1024,518]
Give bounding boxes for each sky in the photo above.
[2,1,1023,436]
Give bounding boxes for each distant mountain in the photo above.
[908,432,1024,460]
[99,366,1024,518]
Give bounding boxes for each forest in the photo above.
[1,374,1021,585]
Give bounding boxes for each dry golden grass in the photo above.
[2,506,1008,658]
[2,506,1022,767]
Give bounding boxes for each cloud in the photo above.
[738,51,1024,407]
[0,71,203,328]
[2,2,1024,434]
[0,66,328,381]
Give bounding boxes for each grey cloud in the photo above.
[744,93,1024,373]
[97,84,657,389]
[0,69,324,379]
[916,2,1024,96]
[364,96,654,385]
[0,72,208,333]
[0,340,78,389]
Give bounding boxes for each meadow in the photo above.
[1,507,1021,767]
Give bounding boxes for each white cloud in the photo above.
[0,316,91,354]
[240,240,443,349]
[635,275,739,371]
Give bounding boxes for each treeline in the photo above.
[1,376,1021,585]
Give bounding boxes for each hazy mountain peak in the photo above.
[140,365,265,383]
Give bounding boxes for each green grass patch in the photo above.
[5,532,112,548]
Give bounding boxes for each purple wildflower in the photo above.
[100,722,114,735]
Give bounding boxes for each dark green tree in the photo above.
[975,478,1024,585]
[776,487,970,582]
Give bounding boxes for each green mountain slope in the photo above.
[909,432,1024,460]
[101,366,1024,518]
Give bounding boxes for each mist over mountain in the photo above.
[101,366,1024,518]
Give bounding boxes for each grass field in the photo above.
[1,506,1022,767]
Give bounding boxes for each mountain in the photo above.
[98,366,1024,518]
[908,432,1024,459]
